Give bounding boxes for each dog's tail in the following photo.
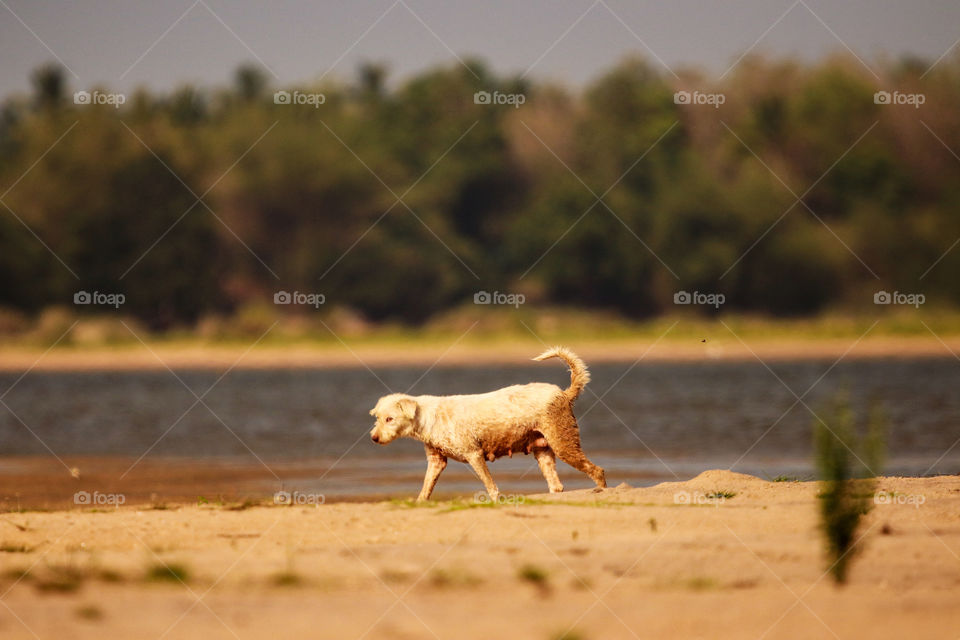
[533,346,590,401]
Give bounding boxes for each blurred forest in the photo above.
[1,54,958,335]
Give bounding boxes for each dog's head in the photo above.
[369,393,419,445]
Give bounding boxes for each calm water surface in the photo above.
[1,357,958,495]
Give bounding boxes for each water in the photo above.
[1,357,958,496]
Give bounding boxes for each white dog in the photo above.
[369,346,606,501]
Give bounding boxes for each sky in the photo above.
[1,0,959,98]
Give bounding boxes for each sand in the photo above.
[0,470,957,639]
[2,334,960,371]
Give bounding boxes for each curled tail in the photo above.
[533,346,590,401]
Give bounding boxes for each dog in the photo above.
[369,346,606,501]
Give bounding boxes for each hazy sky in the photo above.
[2,0,958,97]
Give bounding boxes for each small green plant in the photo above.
[769,474,811,482]
[647,518,657,532]
[518,564,550,595]
[440,498,499,512]
[706,490,736,500]
[0,543,32,553]
[146,562,190,583]
[814,390,886,584]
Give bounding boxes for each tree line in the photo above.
[1,54,958,329]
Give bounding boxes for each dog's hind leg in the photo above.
[465,451,500,501]
[534,447,564,493]
[543,415,606,488]
[552,440,606,488]
[418,444,447,502]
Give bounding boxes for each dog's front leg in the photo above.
[465,451,500,502]
[417,445,447,502]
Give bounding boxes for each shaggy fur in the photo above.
[369,346,607,501]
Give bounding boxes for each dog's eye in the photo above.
[385,417,393,422]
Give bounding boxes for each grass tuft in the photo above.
[146,563,190,584]
[769,474,812,482]
[705,490,736,500]
[518,564,549,586]
[814,390,886,584]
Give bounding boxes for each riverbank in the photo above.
[0,470,956,639]
[2,333,959,372]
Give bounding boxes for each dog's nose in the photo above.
[371,433,380,443]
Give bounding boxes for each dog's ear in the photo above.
[369,408,377,416]
[396,398,418,420]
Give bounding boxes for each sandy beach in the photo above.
[0,470,957,639]
[2,334,960,373]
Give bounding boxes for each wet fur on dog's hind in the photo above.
[369,346,606,501]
